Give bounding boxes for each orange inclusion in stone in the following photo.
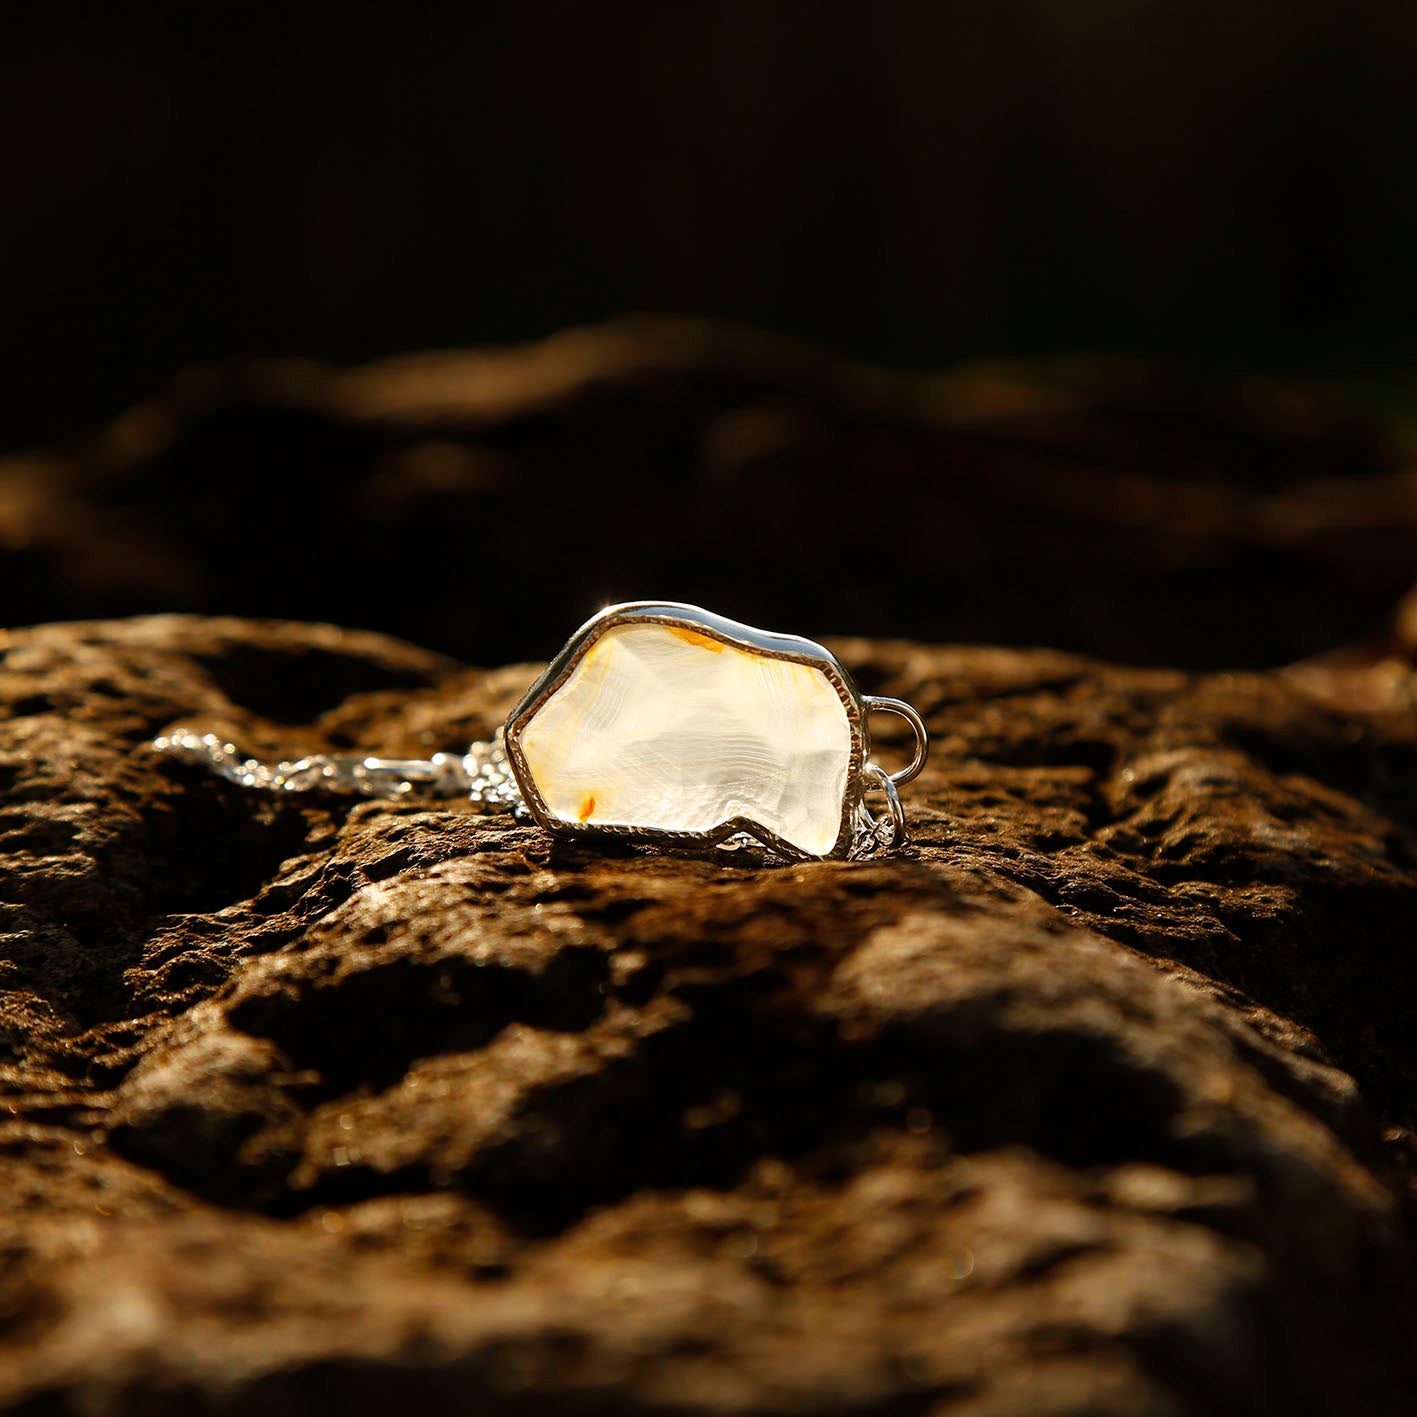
[667,625,725,653]
[579,794,597,821]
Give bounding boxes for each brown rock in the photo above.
[3,319,1417,670]
[0,612,1413,1414]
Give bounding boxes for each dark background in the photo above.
[6,0,1417,454]
[5,1,1417,671]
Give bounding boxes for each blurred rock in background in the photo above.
[3,319,1415,670]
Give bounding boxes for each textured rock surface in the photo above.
[1,612,1414,1415]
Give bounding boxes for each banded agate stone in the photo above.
[509,613,857,857]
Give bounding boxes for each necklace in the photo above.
[153,602,927,861]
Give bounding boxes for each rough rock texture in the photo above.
[1,611,1415,1415]
[4,322,1417,1411]
[4,318,1417,669]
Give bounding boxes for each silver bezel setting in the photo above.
[503,601,868,860]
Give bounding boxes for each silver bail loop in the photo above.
[862,696,929,785]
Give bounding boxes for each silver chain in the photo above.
[152,731,906,857]
[150,729,526,814]
[849,761,906,859]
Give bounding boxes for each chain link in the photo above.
[849,761,907,859]
[151,728,526,814]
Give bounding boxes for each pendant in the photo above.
[503,602,926,860]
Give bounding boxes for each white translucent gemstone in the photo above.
[515,621,854,857]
